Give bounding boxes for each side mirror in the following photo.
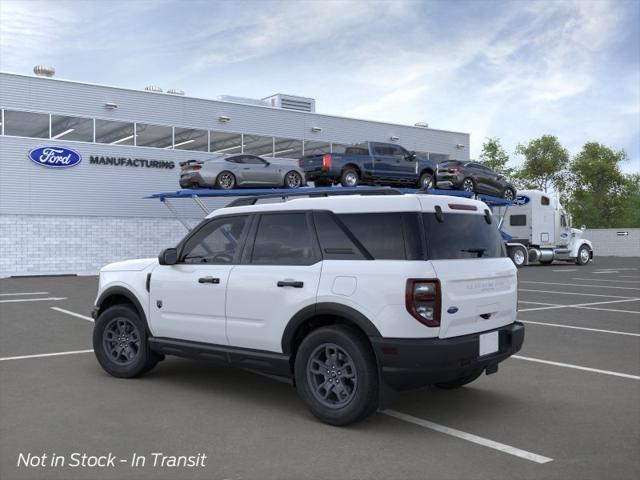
[581,225,586,231]
[406,151,417,161]
[263,161,270,166]
[159,248,178,265]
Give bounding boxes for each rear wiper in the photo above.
[461,248,487,258]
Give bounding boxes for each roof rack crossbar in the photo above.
[224,187,403,208]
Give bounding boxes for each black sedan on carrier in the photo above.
[435,160,516,199]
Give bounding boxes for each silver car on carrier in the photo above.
[179,154,306,189]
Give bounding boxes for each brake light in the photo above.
[448,203,477,211]
[322,154,332,170]
[448,167,461,173]
[297,159,301,167]
[191,164,202,171]
[405,279,441,327]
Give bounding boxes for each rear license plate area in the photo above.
[479,331,499,356]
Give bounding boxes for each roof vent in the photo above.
[262,94,316,113]
[414,122,429,128]
[167,88,185,96]
[33,65,55,77]
[144,85,163,93]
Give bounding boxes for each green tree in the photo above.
[515,135,569,192]
[566,142,629,228]
[479,137,514,177]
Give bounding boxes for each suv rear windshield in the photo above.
[423,213,505,259]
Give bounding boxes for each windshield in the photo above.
[423,213,505,259]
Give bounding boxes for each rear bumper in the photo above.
[179,172,209,188]
[434,174,463,189]
[371,322,525,390]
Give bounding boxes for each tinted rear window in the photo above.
[423,213,505,259]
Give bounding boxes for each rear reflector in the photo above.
[448,203,477,211]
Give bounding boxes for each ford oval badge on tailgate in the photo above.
[28,146,82,168]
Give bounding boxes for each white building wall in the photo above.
[585,228,640,257]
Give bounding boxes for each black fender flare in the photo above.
[281,302,382,354]
[95,286,148,328]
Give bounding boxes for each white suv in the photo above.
[92,191,524,425]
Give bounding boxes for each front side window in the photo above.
[424,213,505,259]
[251,213,316,265]
[181,216,248,264]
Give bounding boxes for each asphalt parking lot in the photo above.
[1,257,639,480]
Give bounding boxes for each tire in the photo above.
[508,245,527,268]
[284,170,303,189]
[502,187,515,201]
[313,178,333,187]
[575,245,591,265]
[435,369,483,389]
[93,304,161,378]
[340,168,360,187]
[294,325,378,426]
[216,171,236,190]
[461,177,475,193]
[418,172,434,190]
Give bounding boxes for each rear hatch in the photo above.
[422,208,518,338]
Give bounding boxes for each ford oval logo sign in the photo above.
[28,146,82,168]
[514,195,530,205]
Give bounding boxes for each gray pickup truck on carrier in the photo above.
[298,142,438,188]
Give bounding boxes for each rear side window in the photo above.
[337,213,406,260]
[423,213,505,259]
[313,212,366,260]
[251,213,318,265]
[510,215,527,226]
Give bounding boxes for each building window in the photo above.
[273,137,303,159]
[95,119,135,145]
[3,110,49,138]
[244,134,274,157]
[210,131,242,154]
[135,123,173,148]
[173,127,208,151]
[303,141,330,156]
[51,114,93,142]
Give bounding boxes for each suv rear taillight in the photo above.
[297,159,301,167]
[405,279,441,327]
[322,154,332,170]
[191,164,202,170]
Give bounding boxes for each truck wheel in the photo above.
[419,172,434,190]
[435,369,483,389]
[508,245,527,268]
[216,171,236,189]
[93,304,161,378]
[340,168,359,187]
[294,325,378,426]
[461,177,475,192]
[576,245,591,265]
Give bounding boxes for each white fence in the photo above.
[585,228,640,257]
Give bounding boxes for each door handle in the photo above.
[277,280,304,288]
[198,277,220,284]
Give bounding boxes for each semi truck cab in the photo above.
[492,190,593,267]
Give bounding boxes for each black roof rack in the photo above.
[225,187,403,207]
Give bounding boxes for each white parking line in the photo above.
[0,349,94,362]
[593,271,620,274]
[552,269,578,272]
[0,291,49,296]
[520,320,640,337]
[513,356,640,380]
[51,307,94,322]
[572,278,640,284]
[382,410,553,464]
[620,275,640,279]
[518,297,640,312]
[521,281,640,291]
[0,297,67,304]
[574,306,640,315]
[520,289,636,299]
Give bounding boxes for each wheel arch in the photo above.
[281,303,381,356]
[95,286,149,331]
[341,163,362,176]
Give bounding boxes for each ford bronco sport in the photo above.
[92,190,524,425]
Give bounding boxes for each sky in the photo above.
[1,0,638,173]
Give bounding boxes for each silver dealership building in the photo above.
[0,70,470,277]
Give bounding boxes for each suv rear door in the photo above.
[226,212,322,352]
[420,204,517,339]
